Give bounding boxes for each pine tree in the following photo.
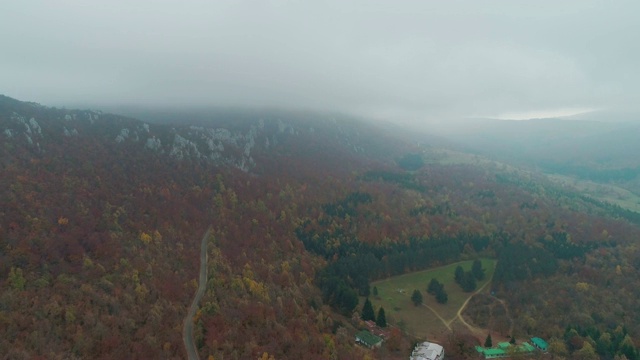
[376,307,387,327]
[427,278,441,295]
[373,286,378,297]
[461,271,477,292]
[435,288,448,304]
[411,289,423,306]
[485,334,493,348]
[472,259,485,280]
[454,265,464,284]
[361,298,375,321]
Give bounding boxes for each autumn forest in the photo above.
[2,95,640,359]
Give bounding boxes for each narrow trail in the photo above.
[422,303,452,331]
[450,271,494,337]
[487,293,514,336]
[183,227,212,360]
[447,279,492,335]
[393,264,498,335]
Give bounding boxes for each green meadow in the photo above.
[367,259,496,339]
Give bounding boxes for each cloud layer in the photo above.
[1,1,638,123]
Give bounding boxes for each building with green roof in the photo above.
[475,340,539,358]
[531,337,548,351]
[355,330,383,349]
[482,348,507,358]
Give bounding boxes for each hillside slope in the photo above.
[3,96,640,359]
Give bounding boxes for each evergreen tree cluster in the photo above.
[361,298,375,322]
[360,298,387,327]
[454,265,477,293]
[493,243,558,283]
[427,278,448,304]
[472,259,485,280]
[297,192,467,314]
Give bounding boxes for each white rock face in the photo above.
[29,118,42,136]
[8,113,44,144]
[115,128,130,143]
[63,127,79,137]
[2,108,309,173]
[170,134,201,160]
[145,137,162,151]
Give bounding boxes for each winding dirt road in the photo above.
[422,303,452,331]
[183,227,211,360]
[451,271,495,337]
[446,262,500,338]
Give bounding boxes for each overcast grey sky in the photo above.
[1,1,639,123]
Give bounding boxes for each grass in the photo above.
[367,259,496,339]
[429,148,640,213]
[546,173,640,213]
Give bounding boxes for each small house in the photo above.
[355,330,383,349]
[531,337,548,351]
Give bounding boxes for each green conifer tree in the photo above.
[361,298,375,321]
[472,259,485,280]
[411,289,423,306]
[485,334,493,348]
[376,307,387,327]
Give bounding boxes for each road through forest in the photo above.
[183,227,211,360]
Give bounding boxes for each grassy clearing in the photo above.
[367,259,496,339]
[547,173,640,213]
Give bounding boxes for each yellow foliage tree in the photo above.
[135,283,149,300]
[140,232,152,245]
[575,282,590,292]
[259,352,275,360]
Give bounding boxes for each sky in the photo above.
[1,1,639,124]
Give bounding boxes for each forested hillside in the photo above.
[3,96,640,359]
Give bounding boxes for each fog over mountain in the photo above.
[2,1,639,126]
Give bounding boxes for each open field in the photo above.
[427,148,640,213]
[546,173,640,213]
[368,259,496,339]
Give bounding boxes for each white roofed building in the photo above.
[410,341,444,360]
